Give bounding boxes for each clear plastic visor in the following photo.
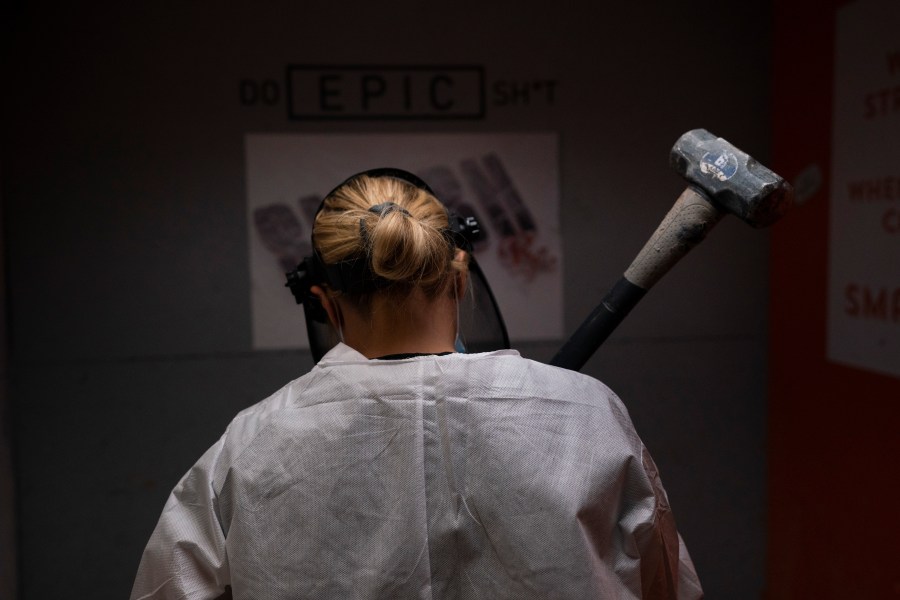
[303,257,509,362]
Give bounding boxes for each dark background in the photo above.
[2,1,897,598]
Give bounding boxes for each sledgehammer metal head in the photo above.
[670,128,793,228]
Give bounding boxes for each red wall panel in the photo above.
[769,1,900,597]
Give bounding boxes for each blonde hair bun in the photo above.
[313,172,467,298]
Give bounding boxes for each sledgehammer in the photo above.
[550,128,794,372]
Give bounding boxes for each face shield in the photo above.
[284,168,509,363]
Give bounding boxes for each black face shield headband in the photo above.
[284,167,510,362]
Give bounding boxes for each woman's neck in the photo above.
[338,289,458,359]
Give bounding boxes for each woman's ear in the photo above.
[310,285,341,330]
[456,272,468,300]
[453,250,469,299]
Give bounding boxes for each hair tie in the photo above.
[368,202,410,217]
[360,202,412,246]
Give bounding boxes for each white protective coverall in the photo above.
[131,344,703,599]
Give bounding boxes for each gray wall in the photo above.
[4,2,772,598]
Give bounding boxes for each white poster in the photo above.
[829,0,900,378]
[246,133,562,350]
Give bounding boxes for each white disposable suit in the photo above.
[131,344,703,599]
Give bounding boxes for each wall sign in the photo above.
[239,65,558,119]
[287,65,484,120]
[828,0,900,378]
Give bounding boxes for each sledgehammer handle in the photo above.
[550,187,723,371]
[624,187,723,289]
[549,277,647,370]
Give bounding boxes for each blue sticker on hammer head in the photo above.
[700,151,739,182]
